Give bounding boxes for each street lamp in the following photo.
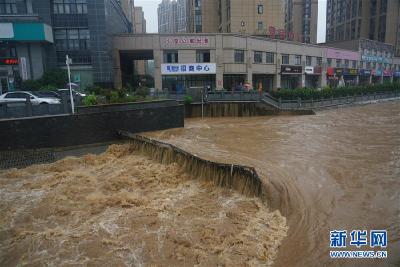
[66,55,75,114]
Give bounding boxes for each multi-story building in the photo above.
[120,0,135,25]
[158,0,178,33]
[133,6,146,34]
[326,0,400,56]
[217,0,284,35]
[285,0,319,43]
[0,0,131,92]
[114,33,400,91]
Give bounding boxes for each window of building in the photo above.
[196,50,210,63]
[366,62,371,69]
[0,0,17,14]
[282,54,289,65]
[306,56,312,66]
[254,51,263,63]
[234,50,245,63]
[257,21,263,31]
[316,57,322,66]
[54,28,90,51]
[257,4,263,14]
[344,59,349,67]
[327,58,332,67]
[266,52,274,64]
[295,55,302,65]
[336,59,341,67]
[352,60,357,68]
[164,50,178,63]
[53,0,88,15]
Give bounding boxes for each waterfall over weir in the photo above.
[119,130,267,201]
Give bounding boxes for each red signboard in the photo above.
[0,58,18,65]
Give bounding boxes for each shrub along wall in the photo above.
[271,83,400,100]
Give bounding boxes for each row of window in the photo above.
[327,58,358,68]
[253,51,275,64]
[164,50,211,63]
[54,28,90,51]
[0,0,17,14]
[53,0,88,15]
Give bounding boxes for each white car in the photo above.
[0,91,61,105]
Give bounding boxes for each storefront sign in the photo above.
[335,68,344,75]
[165,37,210,47]
[327,67,335,76]
[281,65,302,74]
[161,63,216,75]
[394,71,400,77]
[0,23,14,38]
[359,69,372,76]
[383,70,392,77]
[326,48,359,61]
[0,58,18,65]
[372,69,383,76]
[343,68,358,76]
[305,66,314,74]
[361,55,389,64]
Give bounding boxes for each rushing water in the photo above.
[145,101,400,267]
[0,144,287,266]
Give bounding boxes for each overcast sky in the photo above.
[136,0,327,43]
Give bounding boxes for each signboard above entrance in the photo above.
[162,36,211,48]
[161,63,216,75]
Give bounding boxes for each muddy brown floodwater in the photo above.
[145,101,400,267]
[0,144,287,266]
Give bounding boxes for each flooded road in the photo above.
[146,101,400,267]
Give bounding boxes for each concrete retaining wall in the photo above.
[185,102,314,118]
[0,104,184,151]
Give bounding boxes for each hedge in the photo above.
[271,82,400,100]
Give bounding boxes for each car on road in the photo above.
[0,91,61,105]
[36,91,61,100]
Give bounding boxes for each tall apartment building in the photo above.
[133,7,146,33]
[157,0,317,43]
[326,0,400,55]
[158,0,178,33]
[0,0,131,91]
[218,0,284,35]
[285,0,319,43]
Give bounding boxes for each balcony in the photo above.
[0,13,40,23]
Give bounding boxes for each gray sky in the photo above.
[136,0,327,43]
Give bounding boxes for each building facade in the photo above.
[326,0,400,56]
[285,0,319,43]
[158,0,178,33]
[323,38,397,85]
[0,0,131,93]
[114,34,400,92]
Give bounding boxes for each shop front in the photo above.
[280,65,302,89]
[371,69,382,84]
[0,58,19,94]
[394,71,400,83]
[358,69,372,85]
[327,67,346,87]
[161,63,216,92]
[305,66,321,88]
[382,70,392,83]
[343,68,358,86]
[253,74,274,93]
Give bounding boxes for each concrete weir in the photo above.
[119,130,267,200]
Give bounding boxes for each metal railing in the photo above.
[275,91,400,109]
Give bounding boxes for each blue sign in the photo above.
[394,71,400,77]
[361,55,389,64]
[161,63,216,75]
